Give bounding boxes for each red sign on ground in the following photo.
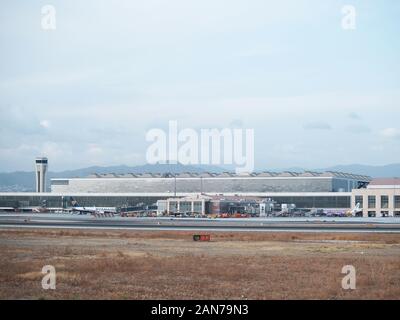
[193,234,211,242]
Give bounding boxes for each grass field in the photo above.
[0,228,399,300]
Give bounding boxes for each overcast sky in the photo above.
[0,0,399,172]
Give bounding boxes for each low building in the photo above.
[158,195,211,215]
[159,195,280,216]
[352,178,400,217]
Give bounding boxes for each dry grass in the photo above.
[3,228,400,243]
[0,228,399,300]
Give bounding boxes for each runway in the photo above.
[1,213,400,233]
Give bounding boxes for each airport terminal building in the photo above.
[0,191,353,211]
[0,171,371,211]
[51,171,370,194]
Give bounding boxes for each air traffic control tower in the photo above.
[35,157,48,193]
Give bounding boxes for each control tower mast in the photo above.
[35,157,48,193]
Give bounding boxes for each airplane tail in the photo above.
[69,197,79,207]
[348,202,361,216]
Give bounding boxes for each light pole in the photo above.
[394,178,398,217]
[173,154,178,198]
[174,173,177,197]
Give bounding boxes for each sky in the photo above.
[0,0,399,172]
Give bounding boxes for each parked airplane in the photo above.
[70,206,116,215]
[325,210,347,217]
[67,197,116,215]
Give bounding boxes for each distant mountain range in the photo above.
[0,163,225,192]
[317,164,400,178]
[0,163,399,192]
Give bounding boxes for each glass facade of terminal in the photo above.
[0,195,164,208]
[264,196,350,208]
[0,194,351,209]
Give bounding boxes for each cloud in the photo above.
[380,128,400,139]
[0,106,45,135]
[229,119,243,128]
[235,46,278,58]
[87,144,103,156]
[348,112,361,120]
[346,125,371,134]
[40,120,50,129]
[0,1,399,170]
[303,122,332,130]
